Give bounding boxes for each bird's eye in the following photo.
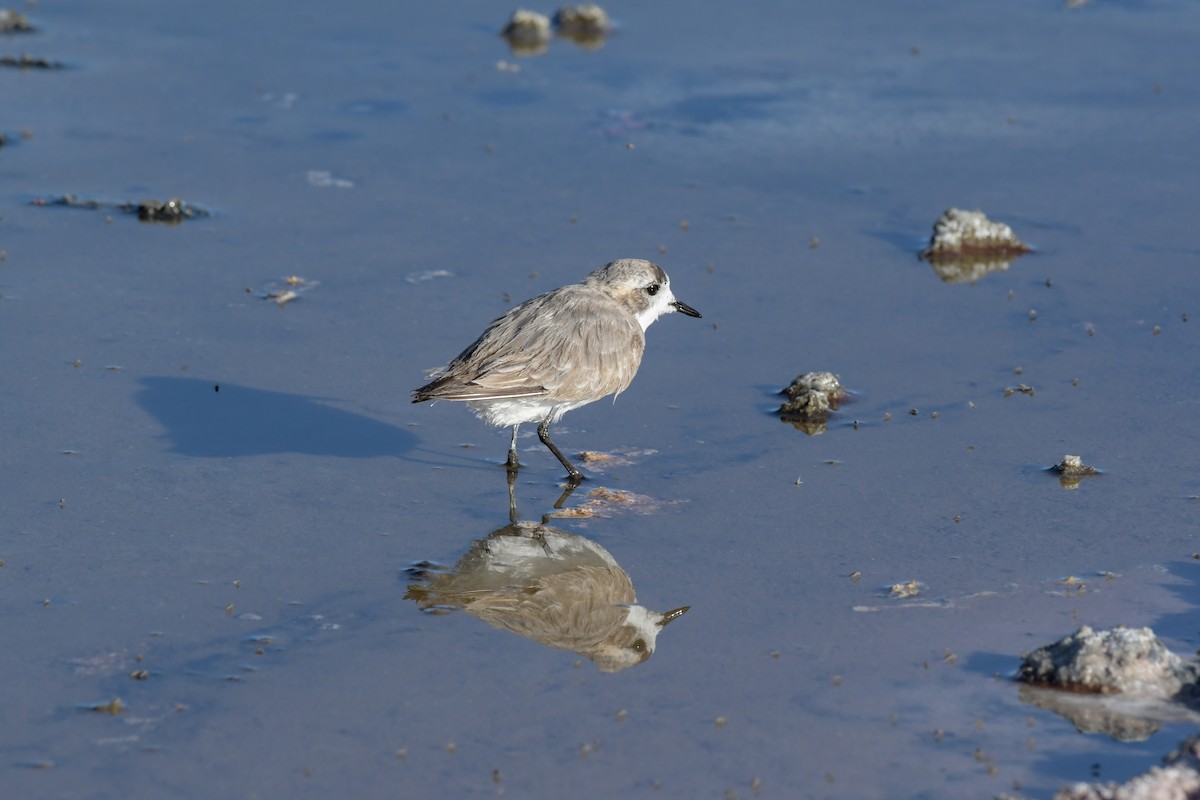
[645,284,660,296]
[632,639,647,652]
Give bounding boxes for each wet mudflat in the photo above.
[2,1,1199,797]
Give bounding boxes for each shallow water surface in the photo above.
[2,1,1199,797]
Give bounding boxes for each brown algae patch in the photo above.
[548,486,665,518]
[919,208,1031,283]
[578,450,618,465]
[577,448,657,468]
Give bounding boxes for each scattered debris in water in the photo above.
[405,269,453,283]
[0,53,62,70]
[306,169,353,189]
[919,208,1031,283]
[888,580,924,599]
[500,9,552,56]
[31,194,210,223]
[595,108,646,140]
[253,275,319,307]
[82,697,125,715]
[31,194,102,211]
[778,371,848,434]
[0,9,35,33]
[553,4,611,48]
[1003,383,1035,398]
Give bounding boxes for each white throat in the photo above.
[635,285,676,331]
[622,605,663,649]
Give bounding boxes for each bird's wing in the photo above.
[411,372,546,402]
[542,295,645,403]
[413,285,644,404]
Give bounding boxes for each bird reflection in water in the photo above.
[405,522,689,672]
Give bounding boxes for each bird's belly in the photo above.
[467,397,594,427]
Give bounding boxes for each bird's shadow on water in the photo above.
[136,376,415,458]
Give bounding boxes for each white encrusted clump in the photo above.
[1055,764,1200,800]
[921,208,1030,258]
[553,4,611,46]
[779,371,845,419]
[1019,626,1196,697]
[1049,454,1102,489]
[501,10,552,55]
[0,9,34,33]
[1047,715,1200,797]
[1053,455,1096,475]
[919,208,1031,282]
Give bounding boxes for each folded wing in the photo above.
[412,285,645,404]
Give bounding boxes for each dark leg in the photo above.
[506,424,520,470]
[537,419,584,482]
[506,463,519,523]
[552,480,581,511]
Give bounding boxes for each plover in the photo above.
[413,258,701,480]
